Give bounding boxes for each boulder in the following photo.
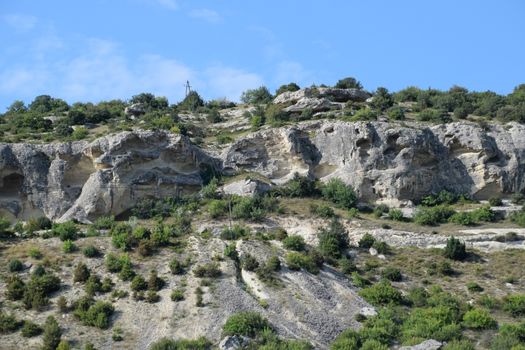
[283,97,337,113]
[124,103,146,117]
[273,87,371,104]
[222,179,271,197]
[399,339,442,350]
[218,335,250,350]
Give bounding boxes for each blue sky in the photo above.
[1,0,524,109]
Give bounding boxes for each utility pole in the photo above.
[184,80,192,97]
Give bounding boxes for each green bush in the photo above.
[282,235,306,251]
[131,275,147,291]
[488,196,503,206]
[387,209,404,221]
[83,245,100,258]
[443,236,467,261]
[387,107,405,120]
[310,203,336,218]
[286,252,320,274]
[408,287,429,307]
[321,178,357,209]
[0,312,21,333]
[470,206,496,222]
[275,82,300,95]
[317,219,349,260]
[93,215,115,229]
[193,262,221,278]
[416,108,451,123]
[169,258,184,274]
[42,316,62,350]
[241,254,259,271]
[278,173,319,198]
[462,308,497,329]
[358,233,376,249]
[358,281,403,306]
[73,262,91,283]
[73,297,114,329]
[240,86,273,104]
[51,221,79,241]
[8,258,24,272]
[503,294,525,317]
[466,282,484,292]
[171,289,185,302]
[147,270,165,291]
[63,239,77,253]
[448,212,476,226]
[21,320,42,337]
[224,243,238,260]
[6,275,26,300]
[442,339,475,350]
[148,337,212,350]
[401,306,462,342]
[372,240,391,255]
[381,267,402,282]
[421,190,458,206]
[222,311,270,337]
[413,205,455,225]
[220,225,250,240]
[335,77,363,90]
[511,209,525,227]
[208,199,227,218]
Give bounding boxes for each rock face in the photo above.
[222,178,271,197]
[399,339,442,350]
[0,130,220,222]
[2,120,525,221]
[273,87,371,105]
[223,121,525,205]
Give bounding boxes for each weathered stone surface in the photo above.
[399,339,442,350]
[218,335,250,350]
[273,87,371,104]
[283,97,337,113]
[222,178,271,197]
[124,103,146,117]
[0,130,220,222]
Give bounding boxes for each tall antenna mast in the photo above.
[184,80,192,97]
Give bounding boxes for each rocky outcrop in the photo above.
[223,121,525,205]
[399,339,442,350]
[222,178,271,197]
[0,130,220,222]
[273,87,371,105]
[2,121,525,221]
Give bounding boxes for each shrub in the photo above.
[511,209,525,227]
[171,289,185,302]
[42,316,62,350]
[241,254,259,271]
[466,282,484,292]
[282,235,306,251]
[240,86,272,104]
[503,294,525,317]
[401,306,462,342]
[220,225,250,240]
[488,196,503,206]
[76,300,115,329]
[224,243,239,260]
[338,257,356,274]
[335,77,363,90]
[413,205,455,225]
[222,311,270,337]
[286,252,320,274]
[310,203,336,218]
[351,272,371,288]
[462,308,497,329]
[317,219,349,260]
[147,270,165,291]
[470,206,496,222]
[57,296,69,312]
[0,312,21,333]
[511,193,525,204]
[63,239,77,253]
[6,275,26,300]
[193,262,221,278]
[448,212,476,226]
[387,209,404,221]
[387,107,405,120]
[93,215,115,229]
[21,320,42,337]
[73,262,91,283]
[51,221,79,241]
[358,281,403,306]
[372,240,390,255]
[169,258,184,274]
[381,267,402,282]
[416,108,451,123]
[28,247,43,259]
[408,287,429,307]
[131,275,147,291]
[8,259,24,272]
[279,173,319,198]
[148,337,212,350]
[266,256,281,272]
[275,82,300,96]
[321,178,357,209]
[358,233,375,249]
[442,340,475,350]
[208,199,227,218]
[83,245,100,258]
[146,290,160,303]
[443,236,467,261]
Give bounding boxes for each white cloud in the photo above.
[157,0,178,10]
[3,14,37,32]
[274,61,312,86]
[189,9,222,23]
[205,66,263,101]
[0,67,48,95]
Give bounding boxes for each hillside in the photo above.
[1,80,525,350]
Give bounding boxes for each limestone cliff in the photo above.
[1,121,525,222]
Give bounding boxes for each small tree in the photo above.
[42,316,62,350]
[73,263,90,283]
[240,86,273,104]
[443,236,467,261]
[335,77,363,90]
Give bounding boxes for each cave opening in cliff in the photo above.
[0,173,25,198]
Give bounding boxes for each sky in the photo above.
[0,0,524,109]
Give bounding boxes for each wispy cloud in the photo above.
[189,8,222,23]
[204,66,263,101]
[157,0,178,11]
[3,14,38,32]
